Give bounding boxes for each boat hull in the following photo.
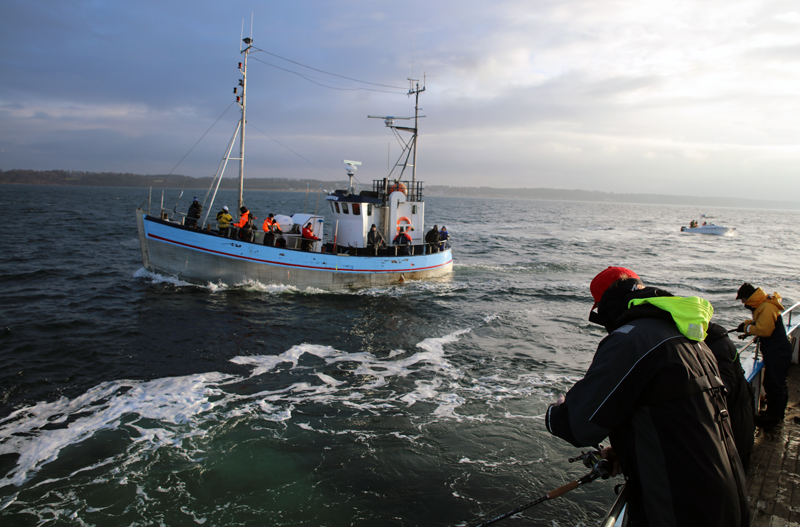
[136,211,453,287]
[680,225,735,236]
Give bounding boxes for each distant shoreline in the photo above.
[2,169,798,211]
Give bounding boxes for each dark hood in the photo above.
[590,279,675,333]
[704,322,729,344]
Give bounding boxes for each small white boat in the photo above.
[680,223,735,236]
[135,36,452,288]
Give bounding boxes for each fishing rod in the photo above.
[474,449,613,527]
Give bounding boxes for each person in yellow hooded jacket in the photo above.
[735,282,793,428]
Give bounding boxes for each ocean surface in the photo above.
[2,183,799,526]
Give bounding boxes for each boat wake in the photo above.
[134,267,462,296]
[0,326,561,502]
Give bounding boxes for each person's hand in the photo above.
[599,446,622,477]
[736,322,746,332]
[554,394,565,406]
[738,333,749,340]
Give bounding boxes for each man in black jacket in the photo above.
[545,267,749,527]
[186,197,202,228]
[704,322,755,472]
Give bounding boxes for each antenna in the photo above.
[411,34,415,80]
[240,20,244,51]
[368,115,415,127]
[343,160,361,194]
[250,12,254,39]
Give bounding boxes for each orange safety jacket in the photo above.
[263,217,281,232]
[302,226,319,240]
[234,211,250,228]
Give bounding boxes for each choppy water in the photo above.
[2,184,799,526]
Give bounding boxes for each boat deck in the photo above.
[747,362,800,526]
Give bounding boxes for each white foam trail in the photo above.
[0,372,236,490]
[133,268,196,287]
[0,326,562,492]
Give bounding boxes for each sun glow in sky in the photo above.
[1,0,799,200]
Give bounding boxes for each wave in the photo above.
[0,326,561,495]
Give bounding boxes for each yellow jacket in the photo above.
[742,287,785,337]
[216,211,233,228]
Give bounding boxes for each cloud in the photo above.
[1,0,800,200]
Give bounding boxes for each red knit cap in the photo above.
[590,267,640,309]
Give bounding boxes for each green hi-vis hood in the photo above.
[629,296,714,341]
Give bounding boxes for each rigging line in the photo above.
[161,101,237,188]
[249,56,406,94]
[251,47,405,90]
[246,122,336,180]
[247,122,366,189]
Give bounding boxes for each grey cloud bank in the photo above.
[1,0,799,201]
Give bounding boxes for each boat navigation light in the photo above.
[233,87,237,94]
[238,62,242,69]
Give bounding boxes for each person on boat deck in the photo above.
[234,206,256,242]
[704,322,755,471]
[264,222,285,247]
[216,206,233,238]
[425,225,440,253]
[234,206,251,229]
[546,267,749,527]
[367,224,385,256]
[392,227,412,256]
[301,222,319,251]
[186,197,202,228]
[689,219,697,228]
[735,282,793,429]
[438,226,449,251]
[263,213,282,235]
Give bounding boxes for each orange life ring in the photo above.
[396,216,412,234]
[389,182,407,195]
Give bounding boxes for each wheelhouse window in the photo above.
[334,202,340,213]
[352,203,361,215]
[342,203,349,214]
[367,204,372,216]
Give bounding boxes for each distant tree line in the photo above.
[0,169,347,191]
[2,169,799,210]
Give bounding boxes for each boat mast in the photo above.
[409,77,424,190]
[238,37,253,215]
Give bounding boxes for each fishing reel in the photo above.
[568,447,612,480]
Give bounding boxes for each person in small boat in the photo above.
[689,219,697,228]
[546,267,749,527]
[438,226,449,251]
[367,224,385,256]
[425,225,440,253]
[216,206,232,238]
[186,197,202,228]
[392,227,412,256]
[301,222,319,251]
[735,282,793,429]
[704,322,755,471]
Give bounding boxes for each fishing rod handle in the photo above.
[546,480,579,499]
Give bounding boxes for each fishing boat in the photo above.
[135,37,453,288]
[680,222,735,236]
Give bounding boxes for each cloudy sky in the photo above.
[1,0,799,199]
